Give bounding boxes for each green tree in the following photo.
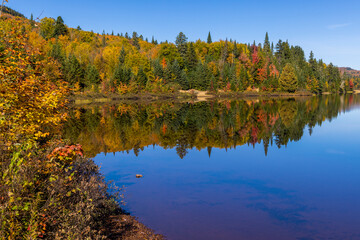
[175,32,188,57]
[40,17,55,40]
[53,16,68,38]
[113,65,131,86]
[137,67,148,87]
[207,31,212,44]
[264,32,271,54]
[64,55,85,87]
[85,64,101,88]
[185,42,197,71]
[279,64,298,92]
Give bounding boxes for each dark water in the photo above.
[63,95,360,240]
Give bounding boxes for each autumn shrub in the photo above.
[0,142,123,239]
[0,18,123,239]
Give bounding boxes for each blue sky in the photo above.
[7,0,360,69]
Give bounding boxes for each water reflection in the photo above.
[63,95,359,158]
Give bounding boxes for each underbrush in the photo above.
[0,141,122,239]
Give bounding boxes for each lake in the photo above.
[63,95,360,240]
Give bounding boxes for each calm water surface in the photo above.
[64,95,360,240]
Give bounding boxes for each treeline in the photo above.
[2,10,356,95]
[63,95,360,158]
[0,6,25,18]
[3,7,360,94]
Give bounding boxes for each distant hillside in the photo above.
[1,6,25,18]
[339,67,360,77]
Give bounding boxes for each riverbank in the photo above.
[69,90,315,104]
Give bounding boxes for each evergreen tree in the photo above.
[221,40,229,62]
[85,65,101,88]
[137,68,148,87]
[113,64,131,86]
[102,30,106,47]
[153,59,164,79]
[53,16,68,38]
[171,60,189,89]
[49,41,64,63]
[118,47,126,65]
[185,42,197,71]
[30,13,35,27]
[175,32,188,57]
[264,32,271,54]
[279,64,298,92]
[233,41,240,58]
[132,31,140,50]
[64,55,84,87]
[207,31,212,44]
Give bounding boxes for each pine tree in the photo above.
[264,32,271,54]
[279,64,298,92]
[185,42,197,71]
[207,31,212,44]
[132,31,140,50]
[118,47,126,65]
[137,68,148,87]
[233,41,240,58]
[30,13,35,27]
[85,65,101,88]
[64,55,84,87]
[113,65,131,86]
[53,16,68,38]
[49,41,64,63]
[102,30,106,47]
[175,32,188,57]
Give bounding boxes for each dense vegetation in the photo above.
[2,7,359,96]
[63,95,359,159]
[1,5,359,239]
[0,13,162,240]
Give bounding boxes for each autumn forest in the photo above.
[1,4,360,239]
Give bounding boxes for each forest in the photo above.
[2,8,359,96]
[1,6,360,239]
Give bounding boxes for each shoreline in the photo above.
[68,90,317,105]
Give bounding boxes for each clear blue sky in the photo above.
[7,0,360,69]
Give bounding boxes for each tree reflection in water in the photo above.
[62,95,360,158]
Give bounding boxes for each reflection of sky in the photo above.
[95,109,360,240]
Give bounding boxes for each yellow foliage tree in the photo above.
[0,19,68,146]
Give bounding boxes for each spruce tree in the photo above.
[279,64,298,92]
[137,68,148,87]
[264,32,271,54]
[102,30,106,47]
[64,55,84,87]
[175,32,188,57]
[233,40,240,58]
[185,42,197,71]
[118,47,126,65]
[85,65,101,88]
[207,31,212,44]
[53,16,68,38]
[30,14,35,27]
